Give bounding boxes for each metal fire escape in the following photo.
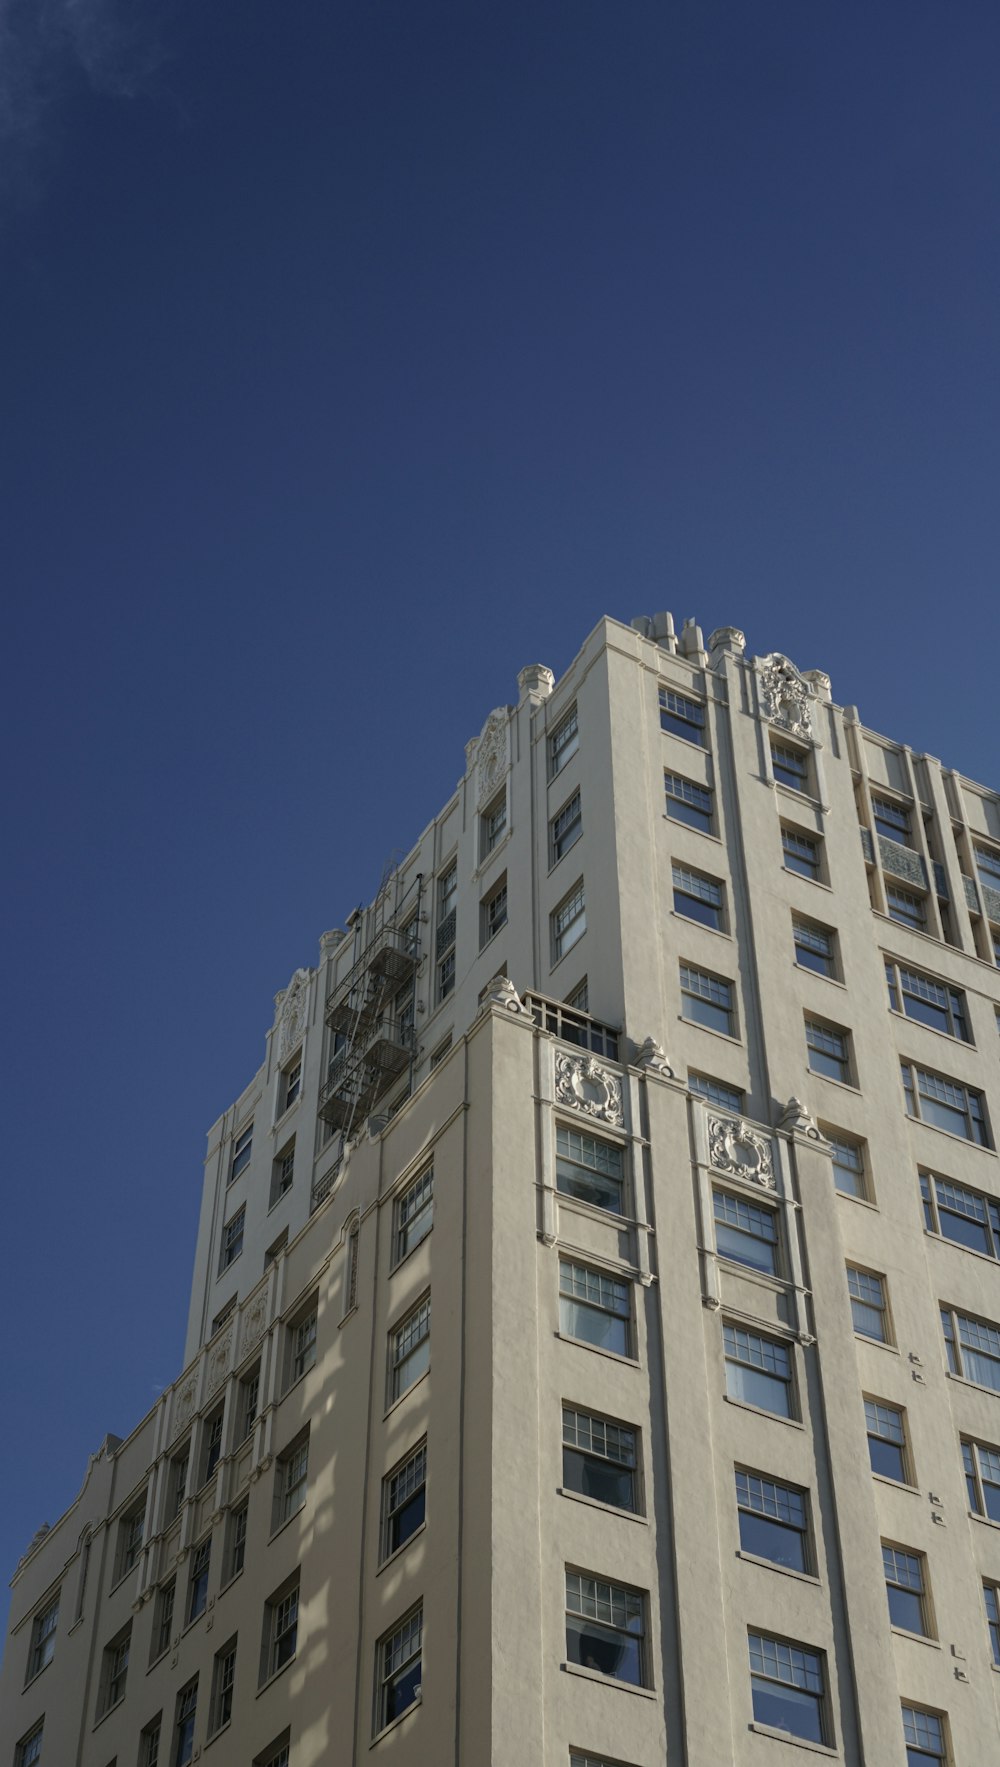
[318,869,423,1141]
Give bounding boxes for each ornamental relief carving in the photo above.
[707,1115,774,1188]
[172,1370,199,1440]
[757,653,813,741]
[276,967,311,1061]
[475,709,510,807]
[205,1328,234,1397]
[554,1052,624,1127]
[240,1291,270,1358]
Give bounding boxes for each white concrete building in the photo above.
[4,612,1000,1767]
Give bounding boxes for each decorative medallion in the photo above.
[554,1052,624,1127]
[172,1370,199,1439]
[479,975,533,1018]
[205,1328,234,1397]
[240,1290,270,1358]
[634,1036,675,1079]
[475,708,510,807]
[277,967,311,1061]
[707,1116,774,1188]
[757,653,813,740]
[778,1096,823,1142]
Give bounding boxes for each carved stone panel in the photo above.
[707,1116,774,1188]
[554,1053,624,1127]
[205,1328,234,1397]
[878,836,928,890]
[475,709,510,807]
[172,1370,199,1440]
[757,653,813,740]
[240,1290,269,1359]
[276,967,311,1061]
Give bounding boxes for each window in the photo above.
[748,1632,826,1745]
[211,1297,236,1335]
[481,876,508,946]
[680,963,735,1036]
[481,790,507,857]
[735,1471,809,1572]
[438,863,457,923]
[901,1060,988,1144]
[280,1058,301,1113]
[570,1757,641,1767]
[562,1407,638,1513]
[219,1206,245,1272]
[150,1577,175,1662]
[566,977,589,1010]
[552,880,586,962]
[556,1125,625,1215]
[886,884,926,929]
[982,1581,1000,1668]
[665,771,713,833]
[230,1121,253,1183]
[771,740,809,792]
[437,949,456,1000]
[847,1266,890,1342]
[270,1141,295,1207]
[393,1165,433,1266]
[659,686,705,745]
[289,1300,318,1383]
[238,1366,260,1442]
[172,1679,197,1767]
[962,1436,1000,1522]
[793,918,835,977]
[264,1229,287,1268]
[200,1408,224,1486]
[375,1605,422,1731]
[921,1170,1000,1257]
[883,1544,931,1635]
[430,1034,452,1068]
[559,1260,631,1358]
[382,1441,427,1558]
[168,1447,189,1520]
[139,1715,161,1767]
[865,1399,910,1483]
[806,1018,852,1083]
[781,826,820,879]
[827,1132,867,1199]
[713,1190,779,1276]
[885,961,969,1040]
[942,1305,1000,1391]
[723,1325,793,1418]
[872,795,913,845]
[672,863,723,930]
[550,704,579,776]
[390,1295,431,1402]
[550,790,582,864]
[974,843,1000,889]
[26,1593,59,1681]
[15,1725,43,1767]
[254,1738,290,1767]
[901,1705,947,1766]
[99,1623,131,1716]
[565,1571,646,1686]
[186,1537,211,1623]
[689,1071,744,1113]
[116,1501,145,1581]
[274,1431,309,1528]
[262,1575,299,1682]
[209,1637,237,1735]
[225,1500,248,1582]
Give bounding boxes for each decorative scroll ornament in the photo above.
[778,1096,823,1142]
[475,708,510,807]
[205,1328,234,1397]
[708,1116,774,1188]
[757,653,813,740]
[240,1290,270,1359]
[479,975,533,1018]
[277,967,311,1060]
[172,1370,199,1439]
[554,1052,624,1127]
[634,1036,675,1079]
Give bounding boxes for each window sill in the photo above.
[181,1610,206,1639]
[969,1509,1000,1532]
[887,1006,973,1050]
[267,1188,293,1217]
[269,1503,306,1546]
[749,1722,838,1756]
[383,1367,430,1421]
[871,1474,920,1496]
[889,1627,940,1649]
[557,1487,647,1525]
[904,1112,996,1156]
[548,836,584,878]
[256,1654,297,1698]
[671,909,732,941]
[272,1099,300,1135]
[478,924,507,956]
[678,1014,742,1048]
[805,1067,860,1095]
[663,814,723,845]
[852,1334,899,1356]
[218,1566,245,1597]
[736,1551,820,1586]
[714,1255,788,1295]
[146,1645,171,1673]
[204,1718,232,1751]
[923,1227,1000,1270]
[377,1520,427,1575]
[473,827,513,881]
[946,1369,1000,1401]
[722,1394,805,1431]
[390,1226,434,1280]
[782,868,833,892]
[771,783,825,813]
[560,1661,657,1699]
[834,1189,878,1212]
[555,1331,640,1370]
[22,1662,52,1691]
[553,1190,634,1229]
[793,963,846,991]
[370,1695,422,1746]
[93,1695,126,1731]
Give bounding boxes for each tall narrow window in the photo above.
[290,1301,318,1384]
[883,1543,931,1635]
[200,1408,224,1485]
[847,1267,890,1342]
[375,1605,423,1732]
[390,1296,431,1401]
[748,1632,826,1745]
[864,1399,910,1483]
[281,1058,301,1113]
[173,1679,198,1767]
[230,1122,253,1182]
[550,790,583,864]
[556,1125,625,1215]
[274,1432,309,1528]
[220,1206,245,1272]
[549,704,579,777]
[209,1637,237,1735]
[962,1436,1000,1521]
[902,1707,947,1766]
[186,1537,211,1623]
[826,1132,867,1199]
[225,1501,248,1582]
[393,1166,433,1265]
[565,1571,646,1686]
[552,881,586,961]
[139,1714,161,1767]
[116,1501,146,1581]
[26,1593,59,1681]
[735,1470,809,1572]
[15,1725,43,1767]
[151,1578,175,1662]
[270,1140,295,1207]
[481,790,507,858]
[381,1442,427,1559]
[98,1623,131,1716]
[238,1366,260,1442]
[481,876,508,946]
[262,1576,299,1681]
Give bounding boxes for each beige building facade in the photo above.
[4,613,1000,1767]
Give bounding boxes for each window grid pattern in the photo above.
[187,1539,211,1622]
[395,1167,434,1263]
[119,1506,145,1576]
[714,1190,777,1247]
[665,771,712,829]
[565,1572,643,1632]
[921,1171,1000,1256]
[672,863,723,928]
[902,1705,944,1760]
[771,741,808,788]
[280,1439,309,1522]
[16,1726,43,1767]
[736,1471,805,1528]
[793,919,833,972]
[389,1443,427,1515]
[903,1060,987,1143]
[963,1437,1000,1520]
[140,1716,161,1766]
[872,796,912,842]
[230,1124,252,1181]
[271,1587,298,1674]
[220,1207,245,1270]
[174,1680,197,1767]
[886,884,926,927]
[943,1306,1000,1390]
[553,882,586,958]
[886,961,969,1040]
[689,1072,744,1112]
[377,1606,423,1729]
[782,827,819,875]
[748,1631,823,1692]
[806,1018,850,1082]
[551,791,582,861]
[556,1124,625,1214]
[153,1580,175,1658]
[828,1134,865,1197]
[865,1400,906,1451]
[659,687,705,742]
[292,1310,317,1381]
[212,1642,237,1732]
[563,1408,636,1468]
[550,706,579,775]
[560,1261,629,1317]
[680,963,734,1034]
[28,1595,59,1678]
[724,1326,790,1380]
[105,1630,130,1708]
[484,881,507,941]
[484,796,507,852]
[391,1298,431,1399]
[984,1583,1000,1665]
[848,1267,888,1340]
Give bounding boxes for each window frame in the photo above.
[555,1123,627,1217]
[962,1435,1000,1523]
[208,1635,237,1737]
[735,1468,810,1573]
[723,1323,795,1419]
[481,874,508,947]
[748,1630,827,1747]
[558,1259,633,1360]
[269,1139,295,1208]
[186,1535,211,1625]
[864,1398,911,1485]
[273,1430,309,1531]
[672,862,724,931]
[564,1569,648,1688]
[229,1121,253,1184]
[550,789,583,866]
[15,1724,44,1767]
[771,738,810,793]
[549,704,579,778]
[689,1071,745,1113]
[793,916,836,978]
[480,788,507,859]
[942,1304,1000,1392]
[98,1621,131,1718]
[713,1188,780,1277]
[659,686,705,746]
[139,1713,162,1767]
[224,1499,249,1585]
[562,1405,640,1515]
[781,825,821,880]
[219,1205,245,1273]
[885,960,970,1042]
[825,1130,868,1200]
[260,1572,300,1685]
[886,883,927,929]
[552,878,586,963]
[26,1592,60,1682]
[150,1577,176,1664]
[921,1169,1000,1258]
[172,1677,198,1767]
[664,770,713,833]
[805,1016,853,1085]
[680,962,736,1038]
[381,1440,427,1561]
[389,1294,431,1405]
[392,1163,434,1268]
[287,1296,319,1386]
[115,1498,146,1584]
[280,1057,301,1114]
[847,1265,891,1343]
[872,794,914,846]
[882,1541,932,1636]
[375,1603,423,1734]
[901,1059,989,1145]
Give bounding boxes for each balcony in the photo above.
[325,924,418,1029]
[522,991,620,1061]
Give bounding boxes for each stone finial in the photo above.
[778,1097,823,1141]
[478,975,534,1019]
[319,928,346,957]
[634,1036,675,1079]
[678,618,706,660]
[803,669,832,704]
[708,626,746,661]
[517,664,555,706]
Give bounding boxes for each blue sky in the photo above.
[3,0,1000,1605]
